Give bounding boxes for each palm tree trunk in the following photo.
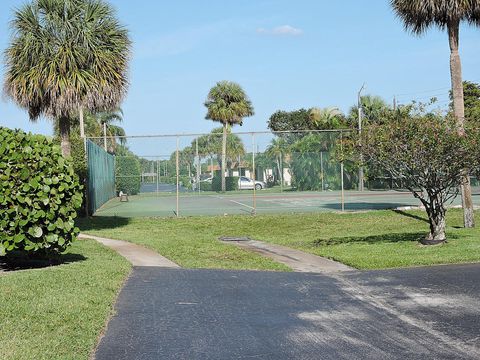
[448,22,475,228]
[58,117,71,157]
[221,123,227,192]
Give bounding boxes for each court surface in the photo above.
[93,190,479,217]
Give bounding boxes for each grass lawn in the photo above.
[78,209,480,270]
[0,239,131,360]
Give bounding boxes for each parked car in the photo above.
[238,176,266,190]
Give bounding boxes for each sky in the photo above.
[1,0,479,155]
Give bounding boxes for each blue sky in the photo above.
[1,0,479,154]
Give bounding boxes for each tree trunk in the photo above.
[448,22,475,228]
[221,123,227,192]
[423,206,447,245]
[58,117,71,157]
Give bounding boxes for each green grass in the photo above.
[0,239,131,360]
[79,209,480,270]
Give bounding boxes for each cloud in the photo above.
[257,25,303,36]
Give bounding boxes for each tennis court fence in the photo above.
[84,129,480,217]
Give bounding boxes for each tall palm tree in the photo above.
[391,0,480,228]
[204,81,254,191]
[4,0,131,157]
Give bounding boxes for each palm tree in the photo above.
[348,95,390,126]
[309,107,345,129]
[4,0,131,157]
[95,108,127,151]
[266,138,288,187]
[391,0,479,228]
[204,81,254,191]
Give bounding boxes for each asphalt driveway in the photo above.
[95,264,480,360]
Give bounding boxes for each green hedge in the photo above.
[115,156,141,195]
[0,127,82,256]
[212,176,239,192]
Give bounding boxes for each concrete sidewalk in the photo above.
[224,238,353,273]
[79,234,180,268]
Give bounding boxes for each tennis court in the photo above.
[93,190,479,217]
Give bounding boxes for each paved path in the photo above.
[95,263,480,360]
[79,234,180,268]
[224,238,353,273]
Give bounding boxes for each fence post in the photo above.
[340,131,345,212]
[176,136,180,217]
[252,133,256,215]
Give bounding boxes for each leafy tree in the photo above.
[268,109,311,132]
[391,0,480,228]
[204,81,254,191]
[345,110,480,244]
[450,81,480,125]
[3,0,131,157]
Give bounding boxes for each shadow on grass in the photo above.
[323,202,414,211]
[313,231,459,247]
[76,216,131,232]
[0,252,87,272]
[391,209,429,223]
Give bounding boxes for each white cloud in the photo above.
[257,25,303,36]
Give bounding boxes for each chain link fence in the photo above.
[85,129,474,217]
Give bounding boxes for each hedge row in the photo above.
[0,127,82,256]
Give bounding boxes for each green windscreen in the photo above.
[87,140,115,214]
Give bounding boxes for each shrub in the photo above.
[200,181,212,191]
[0,127,82,256]
[212,176,239,192]
[115,156,141,195]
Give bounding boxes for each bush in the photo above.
[115,156,141,195]
[200,181,212,191]
[212,176,239,192]
[0,127,83,256]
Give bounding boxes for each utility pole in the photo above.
[357,83,366,192]
[393,95,397,111]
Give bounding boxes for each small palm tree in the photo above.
[391,0,480,228]
[4,0,131,157]
[96,108,127,151]
[309,107,345,129]
[205,81,254,191]
[266,138,288,187]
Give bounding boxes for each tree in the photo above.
[266,138,289,187]
[451,81,480,125]
[204,81,254,191]
[195,128,246,176]
[268,109,311,132]
[347,95,391,126]
[4,0,131,157]
[391,0,480,228]
[346,110,480,244]
[309,107,346,129]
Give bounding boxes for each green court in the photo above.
[93,190,479,217]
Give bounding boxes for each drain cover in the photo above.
[219,236,252,242]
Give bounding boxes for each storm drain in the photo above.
[219,236,252,242]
